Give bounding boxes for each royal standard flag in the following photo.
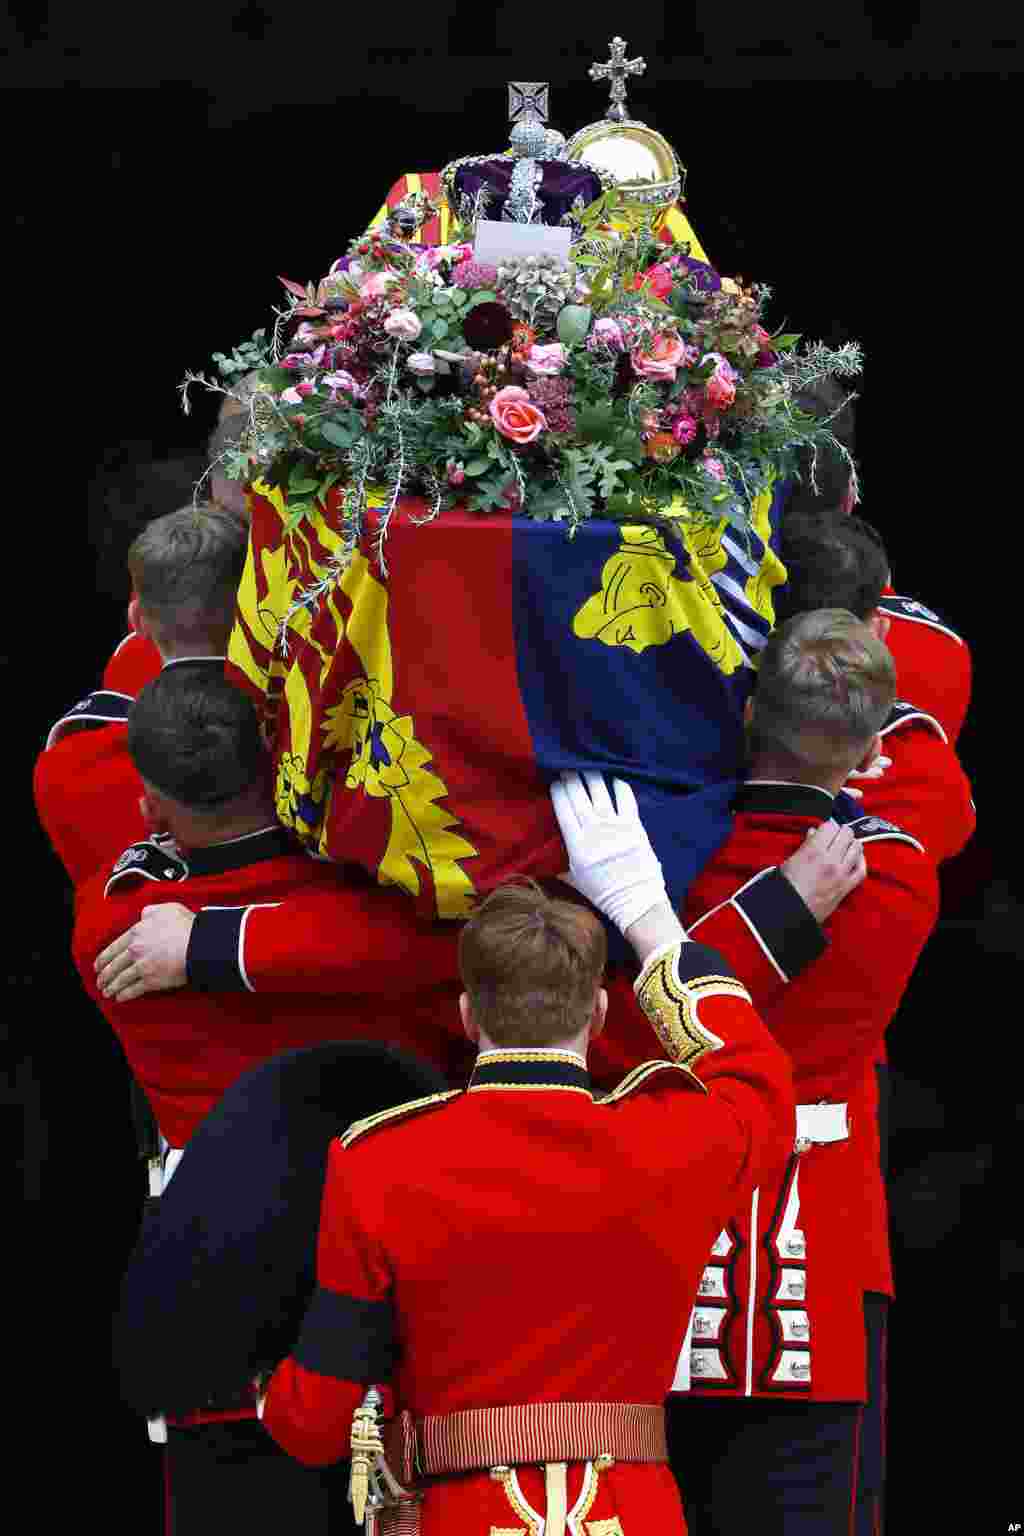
[227,487,786,925]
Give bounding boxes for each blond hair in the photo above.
[752,608,895,777]
[459,879,606,1047]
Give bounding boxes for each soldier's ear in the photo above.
[743,696,755,728]
[855,735,882,775]
[589,987,608,1041]
[128,595,145,638]
[868,609,891,644]
[459,992,480,1045]
[139,787,169,834]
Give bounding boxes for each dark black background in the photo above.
[8,6,1017,1527]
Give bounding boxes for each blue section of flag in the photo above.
[511,515,764,922]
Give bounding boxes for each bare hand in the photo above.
[95,903,196,1001]
[780,819,866,924]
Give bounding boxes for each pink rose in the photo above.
[383,307,422,342]
[705,369,737,410]
[702,456,727,481]
[489,386,547,444]
[280,379,317,405]
[631,263,674,300]
[525,342,568,376]
[632,333,689,381]
[751,325,773,348]
[671,413,699,446]
[359,272,398,300]
[446,460,466,487]
[425,243,472,270]
[407,351,435,375]
[587,317,625,352]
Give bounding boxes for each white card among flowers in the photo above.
[473,220,572,270]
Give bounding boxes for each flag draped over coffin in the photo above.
[226,488,787,924]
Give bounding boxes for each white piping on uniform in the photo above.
[745,1186,759,1397]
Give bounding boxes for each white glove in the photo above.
[846,754,892,783]
[550,771,668,935]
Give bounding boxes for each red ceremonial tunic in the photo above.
[184,862,827,1094]
[72,827,469,1146]
[879,588,972,746]
[34,690,146,887]
[676,779,940,1403]
[261,940,794,1533]
[861,699,976,865]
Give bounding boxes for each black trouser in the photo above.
[668,1295,888,1536]
[165,1422,358,1535]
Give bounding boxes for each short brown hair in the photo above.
[129,665,265,811]
[458,879,607,1047]
[128,503,247,654]
[752,608,896,776]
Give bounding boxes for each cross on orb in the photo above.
[589,37,646,123]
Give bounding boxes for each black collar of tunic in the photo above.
[735,781,838,819]
[469,1050,592,1093]
[186,826,297,878]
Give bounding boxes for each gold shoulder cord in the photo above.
[341,1090,462,1150]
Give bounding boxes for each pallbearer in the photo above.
[258,772,795,1534]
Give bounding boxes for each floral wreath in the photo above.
[184,191,862,576]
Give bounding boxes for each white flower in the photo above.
[407,351,435,375]
[383,308,423,342]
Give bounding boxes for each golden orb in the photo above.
[566,118,683,225]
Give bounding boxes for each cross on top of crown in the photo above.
[589,37,646,123]
[508,82,550,125]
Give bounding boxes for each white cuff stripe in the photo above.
[239,903,280,992]
[688,866,777,933]
[729,894,789,984]
[689,867,788,981]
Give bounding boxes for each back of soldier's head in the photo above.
[752,609,896,778]
[128,503,247,656]
[459,879,607,1047]
[776,511,889,623]
[128,666,265,813]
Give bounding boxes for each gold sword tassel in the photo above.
[350,1387,386,1526]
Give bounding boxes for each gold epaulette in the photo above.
[598,1058,707,1103]
[340,1089,462,1149]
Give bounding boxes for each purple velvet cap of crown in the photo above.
[454,158,603,226]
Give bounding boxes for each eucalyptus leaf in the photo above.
[321,419,361,449]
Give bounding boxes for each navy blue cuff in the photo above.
[293,1288,396,1382]
[733,869,827,981]
[187,907,247,992]
[675,940,739,985]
